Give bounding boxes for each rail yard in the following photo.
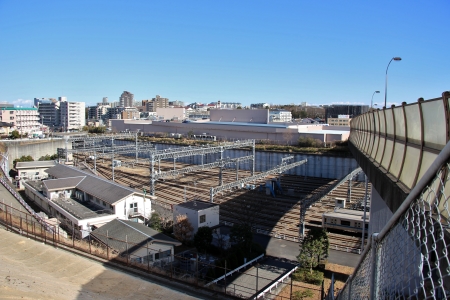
[67,135,370,253]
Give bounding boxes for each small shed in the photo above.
[173,201,219,235]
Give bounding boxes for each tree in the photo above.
[292,289,314,300]
[307,228,329,263]
[297,228,329,273]
[230,223,253,253]
[194,226,213,253]
[9,130,20,140]
[13,155,34,168]
[173,214,194,243]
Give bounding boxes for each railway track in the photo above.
[74,153,369,252]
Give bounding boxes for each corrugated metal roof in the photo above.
[43,176,85,191]
[45,164,136,205]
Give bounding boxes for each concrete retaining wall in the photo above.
[2,138,70,168]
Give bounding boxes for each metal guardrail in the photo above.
[205,253,265,287]
[253,265,298,299]
[337,139,450,299]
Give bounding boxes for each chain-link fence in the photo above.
[337,142,450,299]
[0,202,306,299]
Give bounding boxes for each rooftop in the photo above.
[176,200,218,211]
[25,180,114,220]
[16,160,58,169]
[91,219,181,253]
[45,164,139,205]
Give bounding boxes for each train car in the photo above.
[192,134,216,141]
[322,208,369,234]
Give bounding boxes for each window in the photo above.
[199,214,206,223]
[102,201,106,206]
[341,220,351,227]
[130,202,137,212]
[10,117,14,120]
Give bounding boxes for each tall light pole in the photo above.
[384,57,402,108]
[371,91,380,109]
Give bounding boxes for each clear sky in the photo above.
[0,1,449,108]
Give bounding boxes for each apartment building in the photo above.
[60,100,85,131]
[147,95,169,112]
[0,107,41,135]
[36,99,60,127]
[328,115,351,126]
[120,91,134,107]
[269,110,292,122]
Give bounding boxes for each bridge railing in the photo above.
[350,91,450,191]
[337,139,450,299]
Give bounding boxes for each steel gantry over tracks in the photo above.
[209,158,308,202]
[149,139,256,195]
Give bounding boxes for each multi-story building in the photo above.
[119,91,134,107]
[327,115,351,126]
[269,110,292,122]
[88,104,110,122]
[0,107,41,135]
[324,104,369,123]
[36,99,60,128]
[147,95,169,112]
[60,99,85,131]
[169,100,185,107]
[250,103,269,109]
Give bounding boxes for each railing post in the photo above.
[369,233,380,299]
[347,275,352,300]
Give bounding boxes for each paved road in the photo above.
[0,229,229,300]
[253,233,361,268]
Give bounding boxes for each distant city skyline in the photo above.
[1,1,448,108]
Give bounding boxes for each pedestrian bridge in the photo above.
[336,91,450,299]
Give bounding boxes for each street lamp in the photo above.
[384,57,402,108]
[371,91,380,109]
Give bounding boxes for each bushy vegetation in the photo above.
[13,155,34,168]
[9,130,20,139]
[38,154,58,161]
[292,268,324,285]
[83,126,106,134]
[292,289,314,300]
[297,137,323,148]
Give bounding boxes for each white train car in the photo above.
[322,208,369,233]
[192,134,216,141]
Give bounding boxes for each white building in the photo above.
[15,160,57,190]
[23,164,151,237]
[60,99,85,131]
[156,107,186,121]
[269,110,292,123]
[173,201,220,235]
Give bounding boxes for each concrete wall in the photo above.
[111,120,349,144]
[114,140,358,180]
[210,109,269,123]
[3,138,71,168]
[156,107,185,120]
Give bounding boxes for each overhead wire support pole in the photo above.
[252,139,255,176]
[209,158,308,202]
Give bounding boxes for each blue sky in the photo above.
[0,1,449,108]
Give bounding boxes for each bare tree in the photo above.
[173,214,194,243]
